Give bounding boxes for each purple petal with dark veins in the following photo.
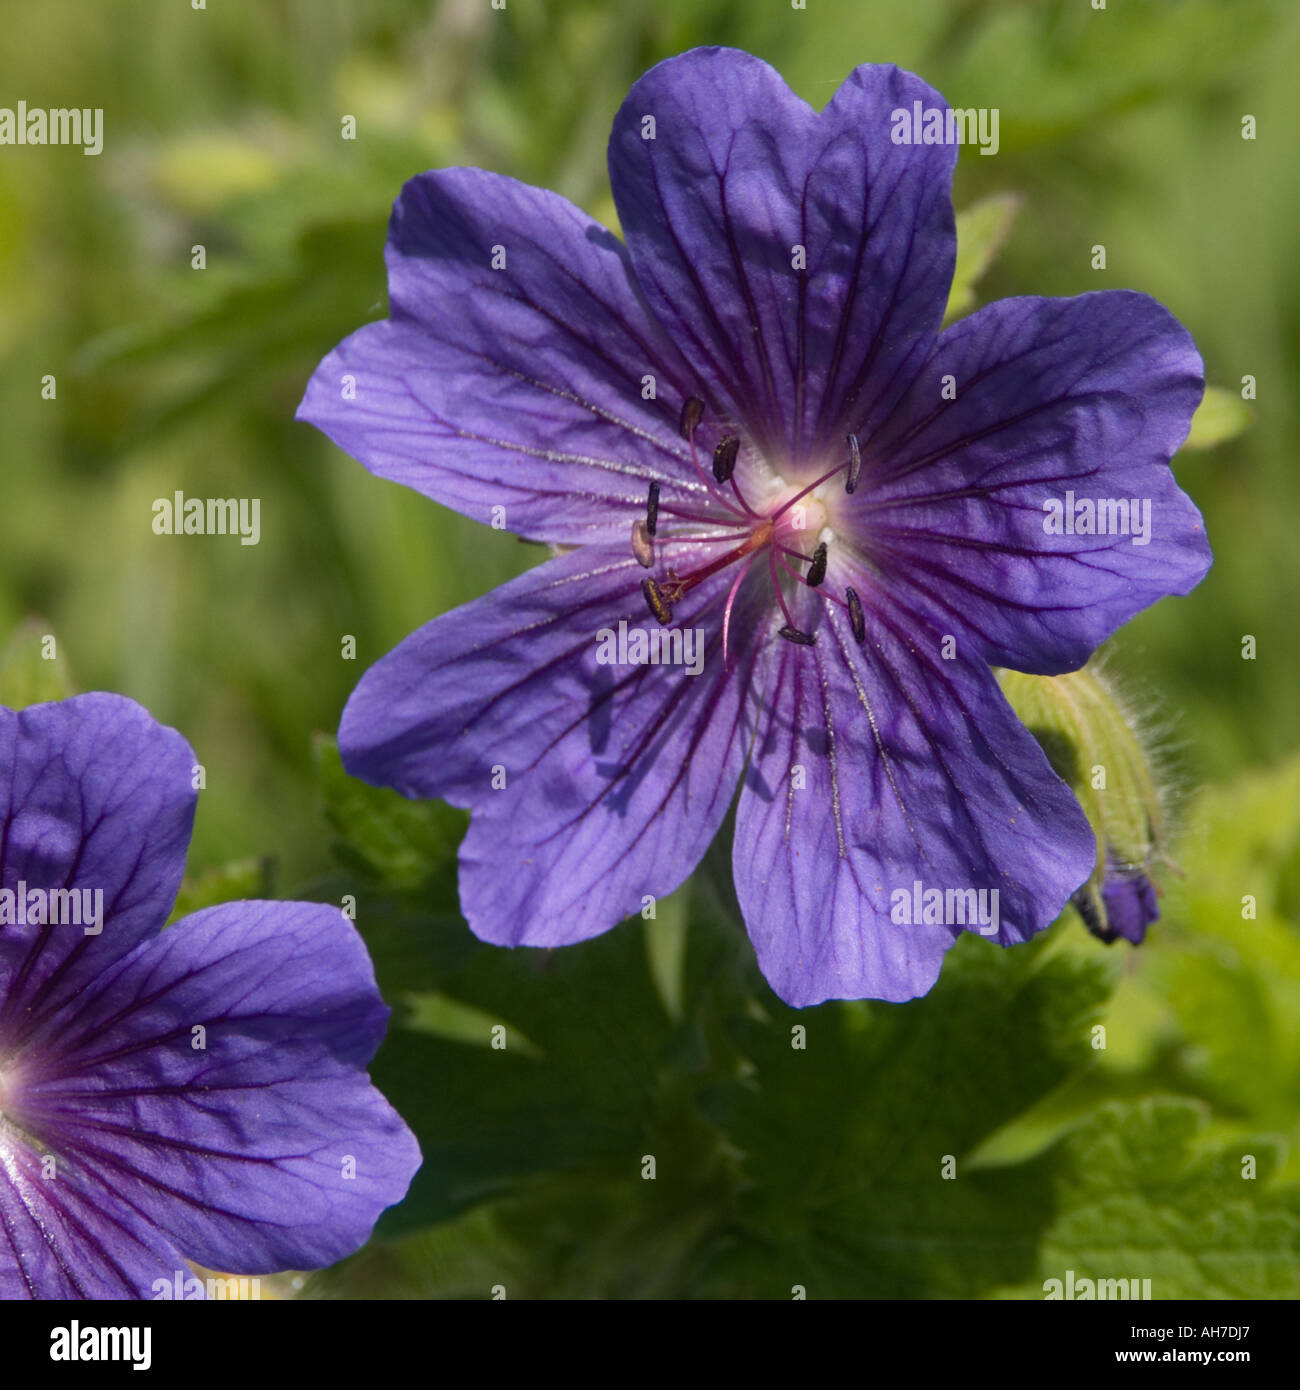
[11,900,420,1278]
[296,169,712,545]
[732,579,1094,1006]
[0,1133,192,1299]
[608,49,956,471]
[850,291,1210,674]
[340,545,763,947]
[0,695,195,1041]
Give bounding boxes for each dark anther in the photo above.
[778,625,816,646]
[846,586,865,644]
[679,396,705,440]
[631,520,655,568]
[642,576,673,624]
[712,434,740,485]
[845,433,862,494]
[645,479,660,536]
[806,541,828,588]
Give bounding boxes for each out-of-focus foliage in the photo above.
[302,739,1300,1299]
[3,0,1297,1297]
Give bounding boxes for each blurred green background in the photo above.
[3,0,1298,1298]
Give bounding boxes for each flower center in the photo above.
[0,1057,49,1162]
[0,1059,21,1145]
[630,396,867,656]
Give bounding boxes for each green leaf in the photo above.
[322,887,1300,1297]
[368,912,679,1236]
[945,193,1023,323]
[0,621,76,709]
[698,941,1300,1299]
[1178,749,1300,899]
[309,1172,725,1300]
[166,857,274,926]
[694,933,1114,1297]
[309,726,1300,1298]
[398,989,542,1060]
[313,733,466,891]
[1052,751,1300,1176]
[1184,386,1252,449]
[306,1201,530,1301]
[992,1099,1300,1299]
[1115,752,1300,1149]
[644,890,689,1023]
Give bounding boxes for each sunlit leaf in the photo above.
[1184,386,1252,450]
[945,193,1023,322]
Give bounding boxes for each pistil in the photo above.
[648,520,774,619]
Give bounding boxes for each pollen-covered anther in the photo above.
[641,576,673,624]
[845,433,862,494]
[712,434,740,484]
[806,541,828,588]
[679,395,705,440]
[645,480,660,536]
[778,625,816,646]
[631,520,655,568]
[846,586,865,644]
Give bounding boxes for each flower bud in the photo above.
[997,664,1168,945]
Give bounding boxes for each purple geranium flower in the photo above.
[298,49,1210,1007]
[0,694,419,1298]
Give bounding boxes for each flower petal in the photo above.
[0,1136,191,1299]
[608,49,956,470]
[852,291,1210,674]
[297,169,711,545]
[0,694,195,1043]
[732,585,1094,1006]
[340,545,761,947]
[13,901,420,1275]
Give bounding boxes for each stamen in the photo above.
[641,576,673,624]
[775,554,852,623]
[806,541,828,588]
[645,480,660,536]
[778,625,816,646]
[845,433,862,494]
[846,586,865,644]
[767,546,800,631]
[631,520,655,568]
[679,396,705,440]
[657,530,755,545]
[678,400,745,520]
[712,434,740,485]
[721,553,758,669]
